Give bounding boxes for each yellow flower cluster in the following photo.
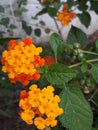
[1,38,45,86]
[19,84,63,129]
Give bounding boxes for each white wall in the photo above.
[0,0,98,44]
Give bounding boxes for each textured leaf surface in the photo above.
[81,60,88,73]
[66,26,87,48]
[91,64,98,82]
[77,12,91,28]
[59,84,93,130]
[45,63,76,85]
[49,33,66,60]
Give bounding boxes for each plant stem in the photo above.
[69,62,82,68]
[53,17,62,36]
[69,58,98,68]
[79,49,98,56]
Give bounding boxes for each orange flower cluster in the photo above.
[1,38,45,86]
[57,4,76,26]
[44,55,56,66]
[19,84,63,129]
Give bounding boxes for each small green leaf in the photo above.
[77,12,91,28]
[34,28,41,37]
[81,60,88,73]
[49,33,66,61]
[45,63,76,85]
[0,6,4,12]
[39,21,46,26]
[0,17,10,27]
[22,20,32,35]
[91,64,98,82]
[78,0,88,11]
[59,84,93,130]
[90,1,98,11]
[36,8,47,16]
[48,7,57,17]
[66,26,87,48]
[25,26,32,35]
[19,0,27,5]
[9,24,17,29]
[14,7,28,16]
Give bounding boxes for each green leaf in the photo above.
[67,0,74,8]
[95,11,98,15]
[49,33,66,61]
[48,7,57,17]
[0,17,10,27]
[77,12,91,28]
[36,8,47,16]
[39,21,46,26]
[22,20,32,35]
[78,0,88,11]
[9,24,17,29]
[34,28,41,37]
[14,7,28,16]
[91,64,98,82]
[90,1,98,11]
[95,40,98,52]
[25,26,32,35]
[0,6,4,12]
[45,63,76,85]
[66,26,87,48]
[19,0,27,5]
[59,84,93,130]
[81,60,88,73]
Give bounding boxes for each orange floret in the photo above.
[22,37,32,46]
[44,56,56,66]
[20,90,28,100]
[57,4,76,26]
[8,40,18,50]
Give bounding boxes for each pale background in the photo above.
[0,0,98,44]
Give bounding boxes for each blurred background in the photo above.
[0,0,98,44]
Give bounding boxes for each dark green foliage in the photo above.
[34,28,41,37]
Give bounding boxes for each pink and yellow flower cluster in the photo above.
[19,84,63,129]
[1,38,45,86]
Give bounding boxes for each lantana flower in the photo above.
[57,4,76,26]
[19,84,63,129]
[1,38,45,86]
[44,55,56,66]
